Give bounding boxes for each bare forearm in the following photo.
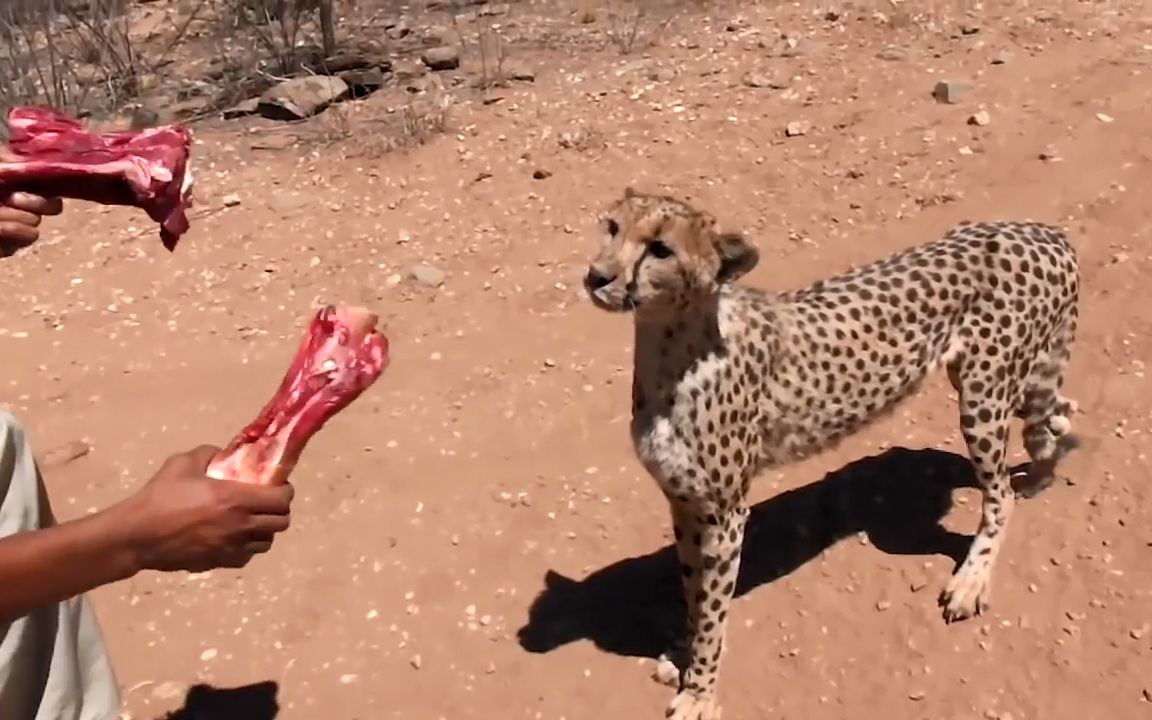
[0,500,142,624]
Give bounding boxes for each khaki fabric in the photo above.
[0,410,121,720]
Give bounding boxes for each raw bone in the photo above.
[0,106,194,250]
[206,305,390,486]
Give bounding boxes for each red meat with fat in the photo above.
[206,305,390,486]
[0,106,194,250]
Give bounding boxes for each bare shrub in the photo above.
[603,0,679,54]
[304,90,453,157]
[0,0,207,118]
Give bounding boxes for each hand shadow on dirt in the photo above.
[161,681,280,720]
[517,446,994,661]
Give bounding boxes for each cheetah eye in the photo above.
[647,240,674,259]
[605,219,620,236]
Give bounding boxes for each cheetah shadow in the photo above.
[160,681,279,720]
[517,446,1024,660]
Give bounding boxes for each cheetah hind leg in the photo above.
[1012,346,1081,499]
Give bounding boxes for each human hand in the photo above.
[121,445,295,573]
[0,190,64,257]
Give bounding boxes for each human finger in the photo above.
[3,191,62,216]
[181,444,224,471]
[0,221,38,253]
[0,205,41,228]
[242,539,275,556]
[217,549,257,569]
[245,513,291,536]
[229,481,295,514]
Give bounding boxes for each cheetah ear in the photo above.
[714,232,759,283]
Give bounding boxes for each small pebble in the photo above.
[785,120,811,137]
[410,265,446,288]
[969,110,991,126]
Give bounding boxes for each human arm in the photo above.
[0,445,294,624]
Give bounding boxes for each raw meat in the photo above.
[0,106,194,250]
[206,305,390,486]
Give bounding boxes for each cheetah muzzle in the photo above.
[583,186,1081,719]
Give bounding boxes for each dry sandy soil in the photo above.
[3,1,1152,719]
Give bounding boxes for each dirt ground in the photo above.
[3,1,1152,719]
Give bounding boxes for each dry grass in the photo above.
[306,90,454,157]
[0,0,343,121]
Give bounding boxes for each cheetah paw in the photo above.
[939,566,991,623]
[652,654,682,688]
[665,690,721,720]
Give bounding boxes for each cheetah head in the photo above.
[583,187,759,314]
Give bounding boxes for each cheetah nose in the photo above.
[584,267,615,291]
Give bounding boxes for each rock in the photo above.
[968,110,991,126]
[991,49,1014,65]
[422,46,460,71]
[785,120,811,137]
[742,72,787,89]
[932,80,967,104]
[410,265,445,288]
[502,61,536,82]
[222,194,242,207]
[646,66,678,82]
[385,19,411,40]
[424,24,456,45]
[779,37,816,57]
[39,440,90,468]
[175,80,212,101]
[877,45,908,61]
[318,51,376,73]
[282,44,325,74]
[257,76,349,121]
[204,57,240,81]
[250,134,298,151]
[340,67,387,97]
[222,97,260,119]
[556,124,604,152]
[167,97,213,122]
[1039,145,1063,162]
[405,74,444,95]
[614,58,656,77]
[392,59,429,82]
[532,168,552,179]
[479,2,510,16]
[959,23,980,35]
[127,106,160,129]
[1096,112,1114,123]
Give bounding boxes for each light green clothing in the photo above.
[0,410,121,720]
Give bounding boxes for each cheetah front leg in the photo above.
[653,504,701,688]
[664,501,748,720]
[940,383,1015,622]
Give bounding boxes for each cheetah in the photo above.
[582,188,1081,720]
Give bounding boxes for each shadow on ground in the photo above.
[161,681,280,720]
[517,446,983,660]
